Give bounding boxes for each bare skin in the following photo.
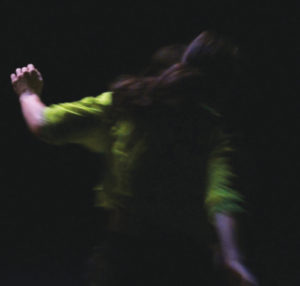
[215,213,259,286]
[11,64,258,286]
[11,64,46,134]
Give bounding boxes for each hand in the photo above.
[11,64,43,97]
[224,259,259,286]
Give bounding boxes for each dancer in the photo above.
[11,31,258,285]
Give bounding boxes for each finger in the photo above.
[16,68,22,76]
[22,67,28,73]
[27,63,35,72]
[10,73,17,82]
[35,69,43,81]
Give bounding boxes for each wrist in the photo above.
[19,90,40,100]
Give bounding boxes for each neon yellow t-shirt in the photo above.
[41,92,243,233]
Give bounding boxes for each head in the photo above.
[141,44,187,76]
[111,31,242,115]
[181,31,242,108]
[182,30,239,72]
[110,44,186,112]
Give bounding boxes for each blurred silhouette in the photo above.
[11,31,258,286]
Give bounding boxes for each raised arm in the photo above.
[11,64,46,135]
[11,64,113,152]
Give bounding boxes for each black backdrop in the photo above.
[0,1,298,285]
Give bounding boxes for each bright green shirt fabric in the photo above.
[42,92,243,226]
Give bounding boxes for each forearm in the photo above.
[19,92,46,135]
[214,213,259,285]
[214,212,242,262]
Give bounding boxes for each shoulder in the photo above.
[83,91,113,107]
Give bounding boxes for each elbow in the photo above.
[31,124,43,137]
[31,123,64,145]
[28,121,46,138]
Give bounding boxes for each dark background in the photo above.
[0,1,298,285]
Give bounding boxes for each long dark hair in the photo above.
[110,31,241,116]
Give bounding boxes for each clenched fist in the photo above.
[11,64,43,97]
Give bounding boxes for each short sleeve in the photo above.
[205,129,244,220]
[40,92,113,152]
